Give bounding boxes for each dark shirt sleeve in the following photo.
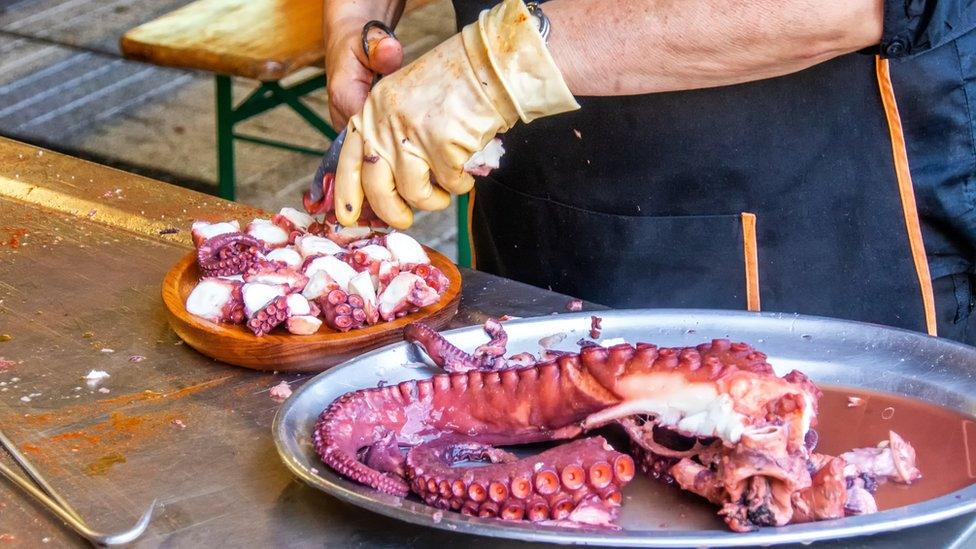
[880,0,976,58]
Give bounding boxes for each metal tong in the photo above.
[0,430,155,546]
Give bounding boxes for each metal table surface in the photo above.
[0,136,973,548]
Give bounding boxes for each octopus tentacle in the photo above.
[313,357,619,495]
[314,323,920,531]
[405,320,523,373]
[403,323,482,372]
[406,437,633,522]
[474,318,507,361]
[196,233,264,277]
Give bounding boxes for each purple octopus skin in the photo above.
[319,289,368,332]
[403,322,483,372]
[312,356,623,497]
[404,320,530,372]
[406,437,634,521]
[247,295,289,336]
[473,318,507,360]
[197,232,265,277]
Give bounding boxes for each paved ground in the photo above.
[0,0,460,258]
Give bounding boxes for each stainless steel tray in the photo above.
[272,309,976,547]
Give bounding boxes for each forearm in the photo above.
[324,0,405,47]
[545,0,884,96]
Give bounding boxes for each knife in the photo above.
[304,20,394,221]
[305,127,345,206]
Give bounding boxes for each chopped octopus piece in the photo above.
[273,207,315,233]
[348,272,380,325]
[312,224,373,247]
[264,247,302,267]
[247,293,311,336]
[244,264,308,291]
[295,234,342,258]
[319,289,368,332]
[286,315,322,335]
[270,380,293,400]
[191,220,240,248]
[304,255,357,291]
[462,137,505,177]
[385,232,430,265]
[185,278,244,323]
[242,282,288,318]
[197,233,264,277]
[377,272,440,321]
[840,431,921,484]
[246,219,289,249]
[301,270,336,300]
[302,271,338,301]
[347,244,393,275]
[408,264,451,294]
[376,260,401,294]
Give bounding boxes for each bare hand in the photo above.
[325,22,404,129]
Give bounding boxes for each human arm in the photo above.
[545,0,884,96]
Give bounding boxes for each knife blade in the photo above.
[306,127,346,205]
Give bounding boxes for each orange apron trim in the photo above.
[875,57,937,337]
[466,189,477,269]
[741,212,761,312]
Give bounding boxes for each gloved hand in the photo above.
[335,0,580,229]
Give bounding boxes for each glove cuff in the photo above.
[473,0,580,124]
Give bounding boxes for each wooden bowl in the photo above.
[161,249,461,372]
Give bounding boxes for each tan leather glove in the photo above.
[334,0,579,229]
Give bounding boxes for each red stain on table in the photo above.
[0,227,28,248]
[4,376,234,476]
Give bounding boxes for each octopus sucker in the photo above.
[404,438,630,523]
[196,232,264,277]
[315,320,923,531]
[319,289,367,332]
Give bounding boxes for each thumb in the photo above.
[362,27,403,75]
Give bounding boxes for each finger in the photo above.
[394,151,452,211]
[327,79,369,130]
[334,123,365,226]
[363,28,403,75]
[328,102,348,131]
[362,142,413,229]
[426,144,476,194]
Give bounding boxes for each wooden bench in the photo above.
[119,0,473,266]
[120,0,343,203]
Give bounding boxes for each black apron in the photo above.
[453,1,976,343]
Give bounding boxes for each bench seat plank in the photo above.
[120,0,326,81]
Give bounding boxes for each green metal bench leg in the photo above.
[456,193,472,268]
[215,75,236,201]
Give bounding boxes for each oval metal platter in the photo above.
[273,309,976,547]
